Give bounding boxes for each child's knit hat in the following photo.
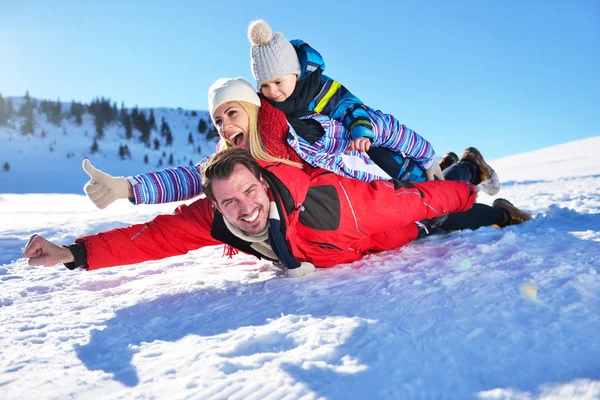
[207,77,261,120]
[248,20,301,88]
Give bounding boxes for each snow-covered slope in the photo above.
[0,96,216,194]
[491,136,600,183]
[1,133,599,398]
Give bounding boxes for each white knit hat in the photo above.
[248,20,301,88]
[207,77,261,119]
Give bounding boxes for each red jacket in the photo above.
[77,162,476,270]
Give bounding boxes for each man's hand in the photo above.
[346,137,371,153]
[23,235,74,266]
[83,159,133,209]
[425,163,445,181]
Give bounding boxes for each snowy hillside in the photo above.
[0,95,217,194]
[1,135,599,399]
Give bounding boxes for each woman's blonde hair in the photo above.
[215,101,303,168]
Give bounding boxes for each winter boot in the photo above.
[416,215,449,238]
[460,147,500,196]
[492,199,533,227]
[439,152,459,171]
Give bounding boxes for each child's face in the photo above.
[259,74,297,102]
[212,102,250,150]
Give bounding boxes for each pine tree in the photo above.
[197,118,207,134]
[144,154,149,164]
[168,153,174,165]
[94,115,105,139]
[188,132,194,144]
[46,98,62,126]
[118,144,131,160]
[119,102,128,123]
[3,162,9,172]
[161,118,173,145]
[70,101,84,125]
[206,125,219,140]
[148,110,156,131]
[0,94,6,125]
[19,91,32,117]
[136,111,151,145]
[90,138,99,154]
[131,106,139,122]
[124,115,133,139]
[6,98,14,118]
[19,91,35,135]
[21,112,34,135]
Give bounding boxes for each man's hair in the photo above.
[201,147,263,201]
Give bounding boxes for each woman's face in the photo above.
[212,102,250,150]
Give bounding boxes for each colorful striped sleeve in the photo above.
[368,109,436,171]
[128,163,205,205]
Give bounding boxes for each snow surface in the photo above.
[1,115,600,399]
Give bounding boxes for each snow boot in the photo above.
[439,152,459,171]
[460,147,500,196]
[416,215,449,238]
[492,198,533,227]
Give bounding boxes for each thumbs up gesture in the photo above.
[82,159,132,209]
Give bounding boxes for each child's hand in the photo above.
[346,137,371,153]
[425,163,445,181]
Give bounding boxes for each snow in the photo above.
[1,105,600,398]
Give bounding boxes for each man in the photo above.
[24,148,478,277]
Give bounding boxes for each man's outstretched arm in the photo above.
[24,197,222,271]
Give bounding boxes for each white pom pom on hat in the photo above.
[247,19,301,88]
[207,77,261,120]
[248,20,273,46]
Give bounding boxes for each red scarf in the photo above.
[258,98,315,172]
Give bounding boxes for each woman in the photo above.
[84,77,531,232]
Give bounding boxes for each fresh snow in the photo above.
[1,104,599,399]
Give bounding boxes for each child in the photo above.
[248,20,446,183]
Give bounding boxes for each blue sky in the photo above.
[0,0,598,159]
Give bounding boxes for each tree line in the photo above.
[0,91,217,143]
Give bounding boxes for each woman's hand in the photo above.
[82,159,133,209]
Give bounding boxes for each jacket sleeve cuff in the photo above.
[349,125,374,140]
[127,176,144,205]
[62,243,89,270]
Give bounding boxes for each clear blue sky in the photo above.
[1,0,598,159]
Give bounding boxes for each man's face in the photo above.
[211,164,270,235]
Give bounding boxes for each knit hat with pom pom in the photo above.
[248,20,301,88]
